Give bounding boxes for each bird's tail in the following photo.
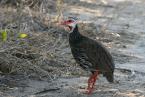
[104,72,114,83]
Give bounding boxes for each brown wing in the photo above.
[80,37,115,73]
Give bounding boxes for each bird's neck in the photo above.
[69,25,82,43]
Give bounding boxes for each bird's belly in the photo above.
[73,55,112,73]
[70,46,114,73]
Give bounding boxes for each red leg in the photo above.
[86,70,99,94]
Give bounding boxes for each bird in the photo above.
[60,17,115,94]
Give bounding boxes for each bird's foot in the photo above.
[78,87,94,95]
[85,87,94,95]
[85,80,95,95]
[78,82,95,95]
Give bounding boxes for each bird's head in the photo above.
[61,17,78,32]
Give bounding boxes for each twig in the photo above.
[35,88,60,95]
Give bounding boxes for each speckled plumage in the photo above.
[69,25,115,82]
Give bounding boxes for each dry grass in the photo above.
[0,0,69,79]
[0,0,117,80]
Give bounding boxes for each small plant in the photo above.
[1,29,8,42]
[0,29,28,42]
[19,33,28,38]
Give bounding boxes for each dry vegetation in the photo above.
[0,0,112,78]
[0,0,69,78]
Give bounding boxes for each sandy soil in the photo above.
[0,0,145,97]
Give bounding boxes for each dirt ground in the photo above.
[0,0,145,97]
